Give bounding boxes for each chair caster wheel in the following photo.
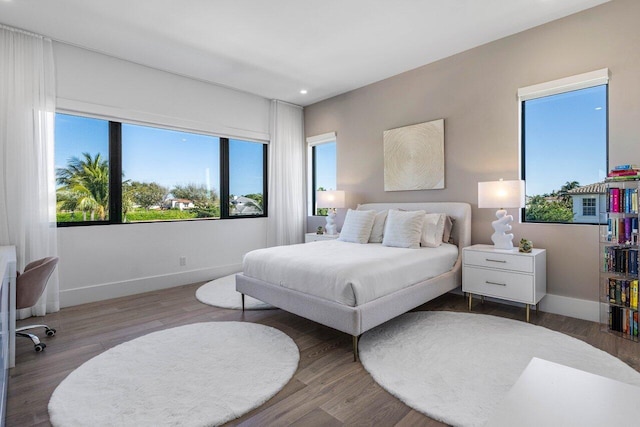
[34,343,46,352]
[46,328,56,337]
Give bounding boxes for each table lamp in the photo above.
[478,179,525,250]
[316,190,345,235]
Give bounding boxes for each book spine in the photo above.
[609,170,640,177]
[610,278,617,303]
[613,164,639,170]
[612,188,620,213]
[631,280,639,310]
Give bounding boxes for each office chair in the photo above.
[16,256,59,352]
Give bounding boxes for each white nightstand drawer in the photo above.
[464,250,533,273]
[463,267,534,303]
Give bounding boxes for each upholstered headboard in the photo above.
[356,202,472,249]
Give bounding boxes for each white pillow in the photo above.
[382,209,425,249]
[421,213,446,248]
[368,210,388,243]
[355,206,388,243]
[338,209,376,244]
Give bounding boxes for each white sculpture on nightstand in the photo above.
[491,209,514,250]
[325,210,337,235]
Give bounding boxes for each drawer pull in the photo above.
[485,280,506,286]
[485,258,507,263]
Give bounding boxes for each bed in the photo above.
[236,202,471,360]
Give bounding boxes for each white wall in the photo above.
[53,42,272,307]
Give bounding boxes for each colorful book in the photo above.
[612,188,620,213]
[631,280,638,310]
[613,164,640,170]
[609,170,640,177]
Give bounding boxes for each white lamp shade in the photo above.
[316,190,346,209]
[478,180,525,209]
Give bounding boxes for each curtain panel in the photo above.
[0,25,59,317]
[267,100,305,247]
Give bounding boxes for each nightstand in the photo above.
[462,244,546,322]
[304,233,340,243]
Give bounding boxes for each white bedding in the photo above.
[242,240,458,307]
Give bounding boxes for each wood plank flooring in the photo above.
[7,284,640,426]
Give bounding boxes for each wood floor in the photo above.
[7,284,640,426]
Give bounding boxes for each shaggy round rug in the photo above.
[359,311,640,427]
[48,322,298,427]
[196,273,274,310]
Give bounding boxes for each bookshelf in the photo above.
[600,179,639,342]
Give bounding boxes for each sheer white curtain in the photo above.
[267,100,306,246]
[0,25,59,318]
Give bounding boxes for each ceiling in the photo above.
[0,0,609,106]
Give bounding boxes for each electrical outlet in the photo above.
[179,256,187,266]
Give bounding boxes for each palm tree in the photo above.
[557,181,580,205]
[56,153,109,220]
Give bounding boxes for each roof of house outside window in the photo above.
[567,182,606,195]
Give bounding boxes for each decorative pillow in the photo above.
[356,206,388,243]
[368,210,388,243]
[338,209,376,244]
[421,213,446,248]
[382,209,425,249]
[443,216,455,243]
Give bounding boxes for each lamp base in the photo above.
[325,209,337,235]
[491,209,514,250]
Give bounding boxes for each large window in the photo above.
[307,133,337,216]
[55,113,267,225]
[520,69,608,224]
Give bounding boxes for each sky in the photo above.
[314,142,336,191]
[524,85,607,196]
[55,114,264,197]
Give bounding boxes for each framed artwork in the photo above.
[383,119,444,191]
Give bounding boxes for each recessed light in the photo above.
[595,107,602,110]
[300,89,308,95]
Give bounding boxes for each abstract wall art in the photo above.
[383,119,444,191]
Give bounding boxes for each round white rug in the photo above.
[48,322,299,427]
[359,311,640,427]
[196,273,274,310]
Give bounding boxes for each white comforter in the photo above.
[242,240,458,307]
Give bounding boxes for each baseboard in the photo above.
[59,263,243,308]
[450,288,599,323]
[539,293,599,323]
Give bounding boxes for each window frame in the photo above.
[518,69,610,225]
[582,197,597,217]
[306,132,337,216]
[55,112,268,227]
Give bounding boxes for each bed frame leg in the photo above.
[353,335,360,362]
[241,294,245,312]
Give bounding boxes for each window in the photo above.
[520,69,608,224]
[582,198,596,217]
[122,123,221,222]
[55,113,267,225]
[228,139,267,217]
[307,132,337,216]
[55,114,110,222]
